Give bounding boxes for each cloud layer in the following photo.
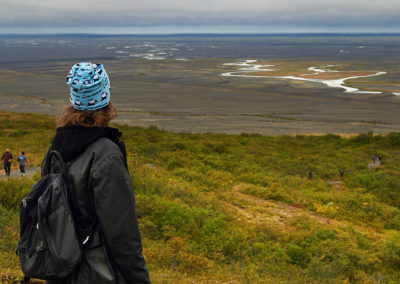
[1,0,400,31]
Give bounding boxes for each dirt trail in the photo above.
[223,186,319,224]
[222,184,384,238]
[0,167,40,180]
[368,160,381,169]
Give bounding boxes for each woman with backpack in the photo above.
[40,62,150,283]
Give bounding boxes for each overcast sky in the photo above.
[1,0,400,33]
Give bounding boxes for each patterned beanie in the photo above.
[66,62,110,111]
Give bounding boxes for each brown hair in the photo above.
[56,102,118,128]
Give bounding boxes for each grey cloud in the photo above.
[1,0,400,30]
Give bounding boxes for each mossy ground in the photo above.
[1,111,400,283]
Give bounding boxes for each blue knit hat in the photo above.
[66,62,110,111]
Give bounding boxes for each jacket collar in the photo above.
[51,125,122,161]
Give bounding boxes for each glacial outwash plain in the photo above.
[2,34,400,283]
[1,34,400,135]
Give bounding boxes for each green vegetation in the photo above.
[1,111,400,283]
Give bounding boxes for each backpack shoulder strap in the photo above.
[48,150,68,175]
[54,149,99,246]
[49,151,88,244]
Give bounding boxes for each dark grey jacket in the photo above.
[43,126,150,284]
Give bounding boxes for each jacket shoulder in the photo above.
[67,137,124,174]
[90,137,122,155]
[86,138,124,166]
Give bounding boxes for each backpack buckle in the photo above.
[82,236,90,245]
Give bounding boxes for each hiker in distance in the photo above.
[2,148,12,176]
[42,63,150,283]
[18,151,29,176]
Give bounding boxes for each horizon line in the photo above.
[1,32,400,37]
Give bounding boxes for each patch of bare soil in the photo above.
[221,184,384,238]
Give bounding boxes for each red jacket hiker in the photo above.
[1,151,12,163]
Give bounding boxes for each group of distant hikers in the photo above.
[308,154,383,180]
[1,148,29,177]
[372,154,383,163]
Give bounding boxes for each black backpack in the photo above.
[17,150,92,280]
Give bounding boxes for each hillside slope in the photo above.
[1,111,400,283]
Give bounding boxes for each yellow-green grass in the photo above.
[2,111,400,283]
